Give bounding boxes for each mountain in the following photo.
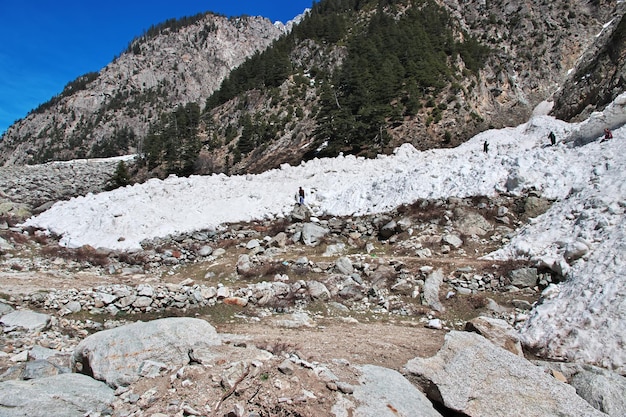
[0,12,289,165]
[0,0,624,176]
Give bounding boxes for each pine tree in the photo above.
[107,160,131,190]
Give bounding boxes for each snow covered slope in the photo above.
[22,94,626,374]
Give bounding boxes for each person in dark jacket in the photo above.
[483,140,489,153]
[548,131,556,145]
[298,187,305,205]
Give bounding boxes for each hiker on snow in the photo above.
[548,131,556,145]
[298,187,305,205]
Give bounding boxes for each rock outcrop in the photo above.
[404,331,608,417]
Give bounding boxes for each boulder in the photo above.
[368,264,397,288]
[570,366,626,416]
[0,237,13,251]
[465,316,523,356]
[509,267,538,288]
[335,256,354,275]
[332,364,442,417]
[291,203,311,222]
[379,220,398,240]
[301,223,329,246]
[0,310,52,332]
[524,196,551,218]
[404,331,607,417]
[307,281,331,301]
[423,269,445,312]
[453,209,493,236]
[72,317,221,387]
[443,234,463,248]
[0,302,14,316]
[0,373,114,417]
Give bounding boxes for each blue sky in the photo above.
[0,1,313,136]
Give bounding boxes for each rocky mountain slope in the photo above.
[0,13,288,165]
[1,0,624,175]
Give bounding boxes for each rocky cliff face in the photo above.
[0,1,624,170]
[551,1,626,122]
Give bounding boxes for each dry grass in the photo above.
[40,244,110,267]
[238,261,289,281]
[254,340,302,356]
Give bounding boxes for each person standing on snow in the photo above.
[298,187,305,205]
[603,128,613,141]
[548,131,556,145]
[483,140,489,153]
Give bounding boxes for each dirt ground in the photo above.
[0,268,449,417]
[0,201,542,416]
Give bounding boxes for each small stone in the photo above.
[336,381,354,394]
[278,359,295,375]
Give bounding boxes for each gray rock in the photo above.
[570,366,626,416]
[301,223,329,246]
[453,209,493,236]
[307,281,331,301]
[368,264,397,288]
[0,302,14,316]
[512,299,533,310]
[63,300,82,313]
[379,220,398,240]
[443,234,463,248]
[28,345,72,369]
[0,373,115,417]
[236,254,252,274]
[21,360,69,380]
[335,256,354,275]
[0,310,52,332]
[404,331,607,417]
[465,316,523,356]
[524,196,552,218]
[423,269,445,312]
[565,240,590,262]
[291,203,311,222]
[198,245,214,256]
[246,239,261,250]
[269,232,287,248]
[333,364,442,417]
[323,243,346,256]
[72,317,221,387]
[509,267,538,288]
[278,359,295,375]
[0,236,13,251]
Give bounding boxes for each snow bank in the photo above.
[21,96,626,373]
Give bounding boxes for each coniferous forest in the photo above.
[37,0,490,177]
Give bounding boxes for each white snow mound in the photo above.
[22,94,626,374]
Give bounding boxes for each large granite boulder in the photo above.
[404,331,608,417]
[72,317,221,387]
[0,373,114,417]
[333,364,443,417]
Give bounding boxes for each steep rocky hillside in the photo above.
[0,0,624,176]
[0,13,288,165]
[200,0,626,175]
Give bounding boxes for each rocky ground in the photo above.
[0,187,561,416]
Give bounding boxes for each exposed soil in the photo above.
[0,196,546,416]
